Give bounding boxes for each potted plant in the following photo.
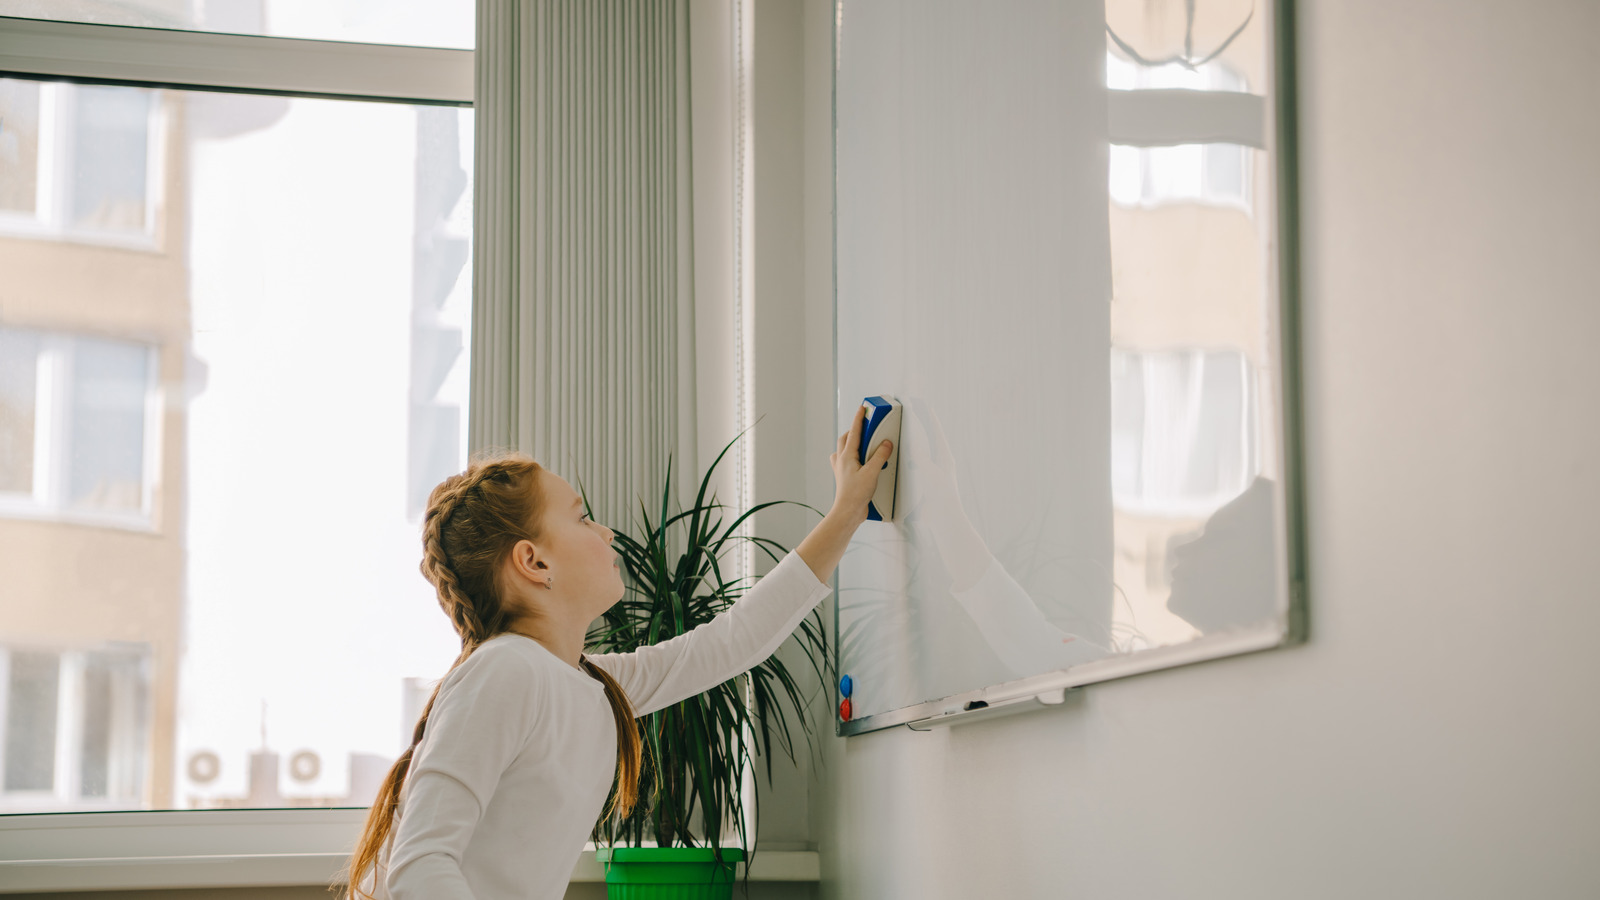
[582,432,833,900]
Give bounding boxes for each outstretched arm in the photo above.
[795,401,891,580]
[587,405,892,715]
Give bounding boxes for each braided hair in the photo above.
[344,454,642,899]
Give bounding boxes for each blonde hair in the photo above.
[344,453,642,898]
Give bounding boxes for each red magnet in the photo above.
[838,698,852,722]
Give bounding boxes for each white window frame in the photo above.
[0,17,471,103]
[0,79,168,250]
[0,328,163,531]
[0,12,474,890]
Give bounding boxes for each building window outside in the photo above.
[1105,53,1251,209]
[0,643,152,810]
[0,328,159,528]
[0,80,162,247]
[0,67,472,811]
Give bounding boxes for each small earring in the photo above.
[545,577,554,589]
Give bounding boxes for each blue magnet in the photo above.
[839,674,853,698]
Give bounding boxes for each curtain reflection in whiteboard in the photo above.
[1111,347,1257,518]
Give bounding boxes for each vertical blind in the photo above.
[473,0,697,530]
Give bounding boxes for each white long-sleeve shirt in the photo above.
[373,549,832,900]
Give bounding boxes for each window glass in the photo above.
[79,656,116,797]
[66,335,152,512]
[0,328,156,522]
[4,650,60,792]
[0,79,42,214]
[70,86,153,233]
[0,330,38,493]
[77,648,149,800]
[0,79,472,812]
[0,0,474,50]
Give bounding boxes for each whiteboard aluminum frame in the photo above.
[831,0,1308,737]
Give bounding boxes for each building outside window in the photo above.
[1,643,152,810]
[0,328,160,528]
[0,5,473,817]
[0,80,163,246]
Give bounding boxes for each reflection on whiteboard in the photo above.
[1111,347,1257,519]
[905,407,1109,679]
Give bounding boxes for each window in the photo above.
[1111,347,1258,517]
[0,328,160,528]
[0,30,472,821]
[0,80,163,246]
[1,643,152,810]
[1105,53,1252,208]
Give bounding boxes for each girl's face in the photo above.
[536,471,624,616]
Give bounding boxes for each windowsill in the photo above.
[0,221,162,254]
[0,500,157,534]
[0,808,821,893]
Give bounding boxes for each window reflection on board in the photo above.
[1104,0,1278,655]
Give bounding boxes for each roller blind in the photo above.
[473,0,697,529]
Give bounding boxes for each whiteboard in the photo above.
[833,0,1305,734]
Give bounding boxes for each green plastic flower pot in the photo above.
[595,847,746,900]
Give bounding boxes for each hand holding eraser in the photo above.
[858,396,903,521]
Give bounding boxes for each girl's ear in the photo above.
[507,538,548,585]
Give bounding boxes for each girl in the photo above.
[347,406,894,900]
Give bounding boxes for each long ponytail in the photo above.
[343,455,641,898]
[344,649,463,899]
[581,656,642,822]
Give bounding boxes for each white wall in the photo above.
[747,0,1600,897]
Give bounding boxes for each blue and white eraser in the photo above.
[858,396,902,522]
